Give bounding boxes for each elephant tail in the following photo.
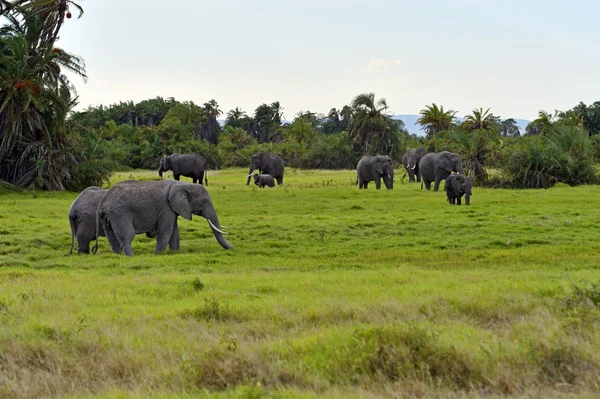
[92,209,102,255]
[421,182,423,190]
[68,215,77,255]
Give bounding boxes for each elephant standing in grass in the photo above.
[93,180,231,257]
[445,174,472,205]
[159,153,208,185]
[419,151,464,191]
[356,155,394,189]
[402,147,427,182]
[253,174,275,188]
[246,152,284,185]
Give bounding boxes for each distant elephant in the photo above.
[246,152,284,185]
[356,155,394,189]
[445,174,472,205]
[93,180,231,257]
[419,151,464,191]
[159,153,208,185]
[402,147,427,182]
[253,174,275,188]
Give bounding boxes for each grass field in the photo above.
[1,168,600,398]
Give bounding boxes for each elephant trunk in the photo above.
[207,217,232,249]
[158,165,164,177]
[465,193,470,206]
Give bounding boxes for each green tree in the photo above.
[461,107,501,133]
[348,93,401,156]
[417,103,457,140]
[0,0,90,189]
[526,110,558,136]
[500,118,520,137]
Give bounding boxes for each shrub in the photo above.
[499,126,597,188]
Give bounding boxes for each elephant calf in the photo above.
[253,174,275,188]
[445,174,472,205]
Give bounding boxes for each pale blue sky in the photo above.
[58,0,600,120]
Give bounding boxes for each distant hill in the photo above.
[392,115,530,136]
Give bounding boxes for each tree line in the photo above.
[2,1,600,191]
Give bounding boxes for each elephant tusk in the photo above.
[208,219,229,235]
[247,173,254,177]
[220,225,228,229]
[411,165,416,170]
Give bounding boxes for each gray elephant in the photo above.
[356,155,394,189]
[69,186,107,254]
[445,174,472,205]
[246,152,284,185]
[419,151,464,191]
[159,153,208,185]
[93,180,231,257]
[253,174,275,188]
[402,147,427,183]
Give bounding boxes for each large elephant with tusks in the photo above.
[402,147,427,182]
[356,155,394,189]
[246,152,285,185]
[93,180,231,256]
[419,151,464,191]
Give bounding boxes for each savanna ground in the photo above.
[1,168,600,398]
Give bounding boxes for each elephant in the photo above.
[246,152,284,185]
[93,180,231,257]
[253,174,275,188]
[69,186,107,254]
[159,153,208,185]
[402,147,427,183]
[445,174,472,205]
[419,151,464,191]
[356,155,394,189]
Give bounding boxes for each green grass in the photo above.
[1,168,600,398]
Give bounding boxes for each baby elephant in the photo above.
[445,174,472,205]
[253,174,275,188]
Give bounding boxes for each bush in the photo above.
[499,126,597,188]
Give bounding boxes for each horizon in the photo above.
[53,0,600,122]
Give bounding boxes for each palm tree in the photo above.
[461,108,501,132]
[500,118,520,137]
[200,99,222,144]
[348,93,401,156]
[0,0,87,188]
[417,103,457,139]
[526,110,558,135]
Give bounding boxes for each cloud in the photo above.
[367,58,406,72]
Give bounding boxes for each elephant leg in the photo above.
[375,178,381,189]
[105,225,122,254]
[168,222,180,251]
[110,220,135,256]
[364,182,369,189]
[193,177,198,184]
[457,197,462,205]
[433,178,442,191]
[416,171,421,182]
[77,235,90,254]
[155,217,175,253]
[174,174,180,181]
[276,175,283,185]
[199,171,204,185]
[424,180,431,190]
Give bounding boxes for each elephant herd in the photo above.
[68,152,284,256]
[69,149,471,256]
[357,148,472,206]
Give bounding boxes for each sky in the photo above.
[55,0,600,121]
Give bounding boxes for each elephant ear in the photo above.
[168,184,192,220]
[437,153,454,173]
[260,155,269,170]
[373,159,384,175]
